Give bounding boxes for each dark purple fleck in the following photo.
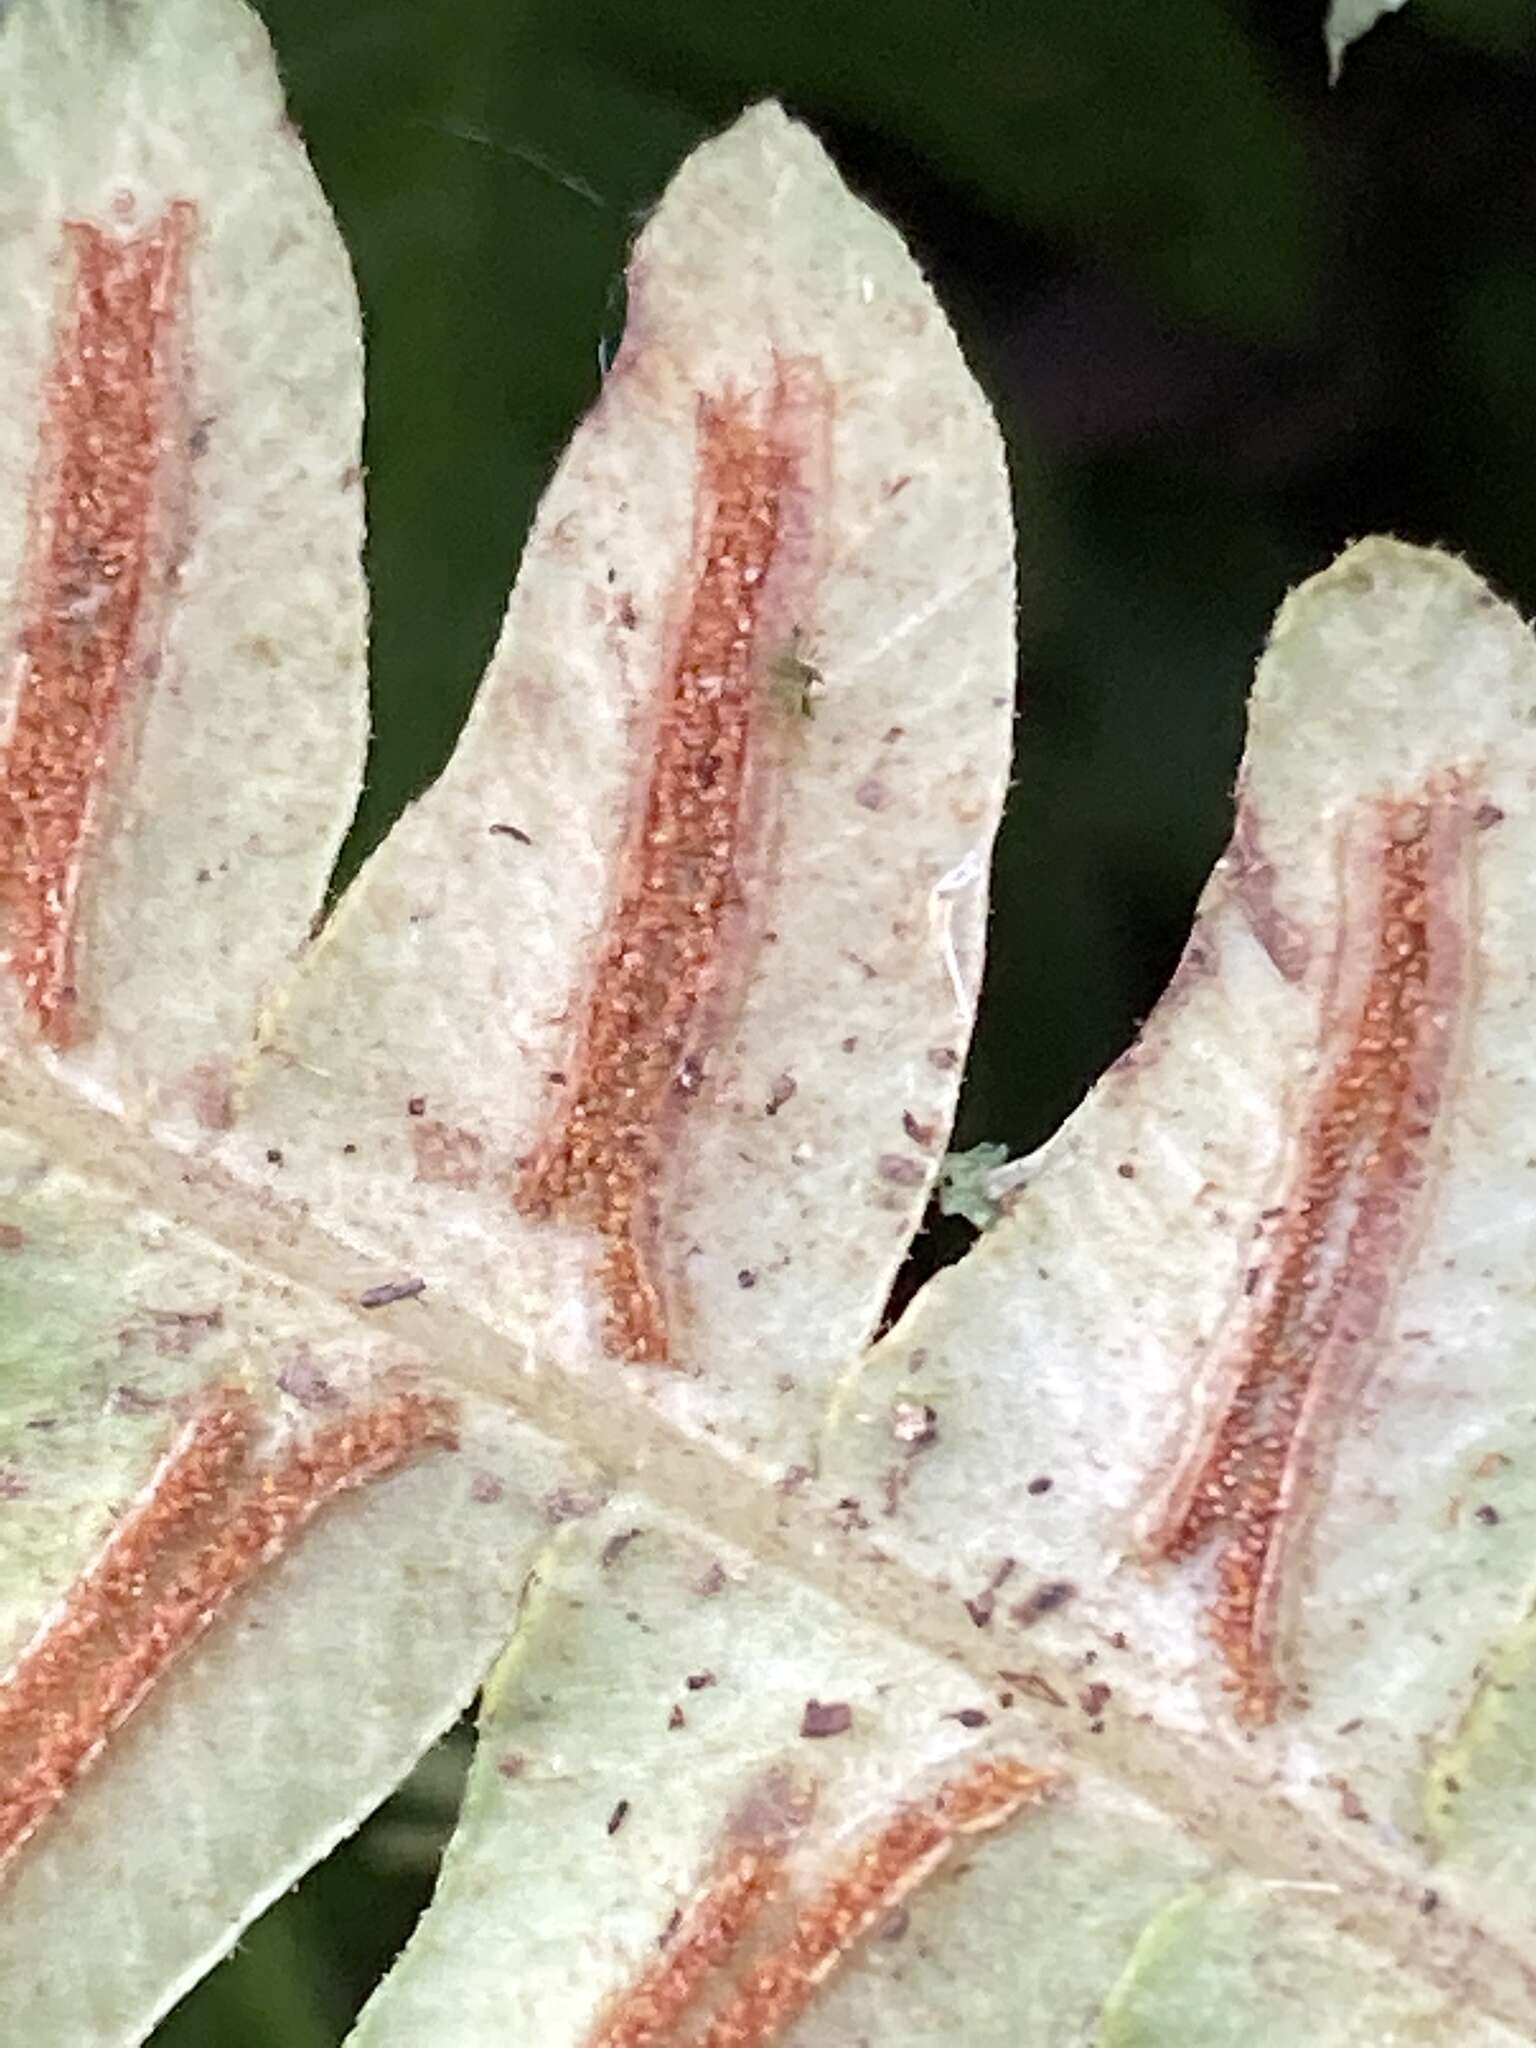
[877,1153,926,1188]
[764,1073,797,1116]
[800,1699,853,1739]
[600,1526,642,1566]
[358,1276,427,1309]
[277,1355,338,1409]
[542,1486,607,1526]
[1011,1579,1077,1626]
[107,1383,163,1415]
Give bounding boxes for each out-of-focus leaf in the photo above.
[493,0,1315,339]
[1325,0,1413,80]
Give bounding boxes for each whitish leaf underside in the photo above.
[3,4,1536,2047]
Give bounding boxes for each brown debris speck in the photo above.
[277,1356,337,1410]
[1329,1776,1369,1823]
[1010,1580,1077,1627]
[799,1699,853,1739]
[357,1276,426,1310]
[999,1669,1069,1709]
[876,1153,926,1188]
[764,1073,797,1116]
[607,1799,630,1837]
[542,1486,608,1526]
[600,1527,642,1567]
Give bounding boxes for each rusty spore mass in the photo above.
[1144,783,1472,1723]
[587,1757,1055,2048]
[0,1387,457,1877]
[517,356,828,1366]
[0,205,196,1047]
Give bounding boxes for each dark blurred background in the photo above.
[156,1,1536,2038]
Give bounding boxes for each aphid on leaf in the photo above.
[768,629,824,721]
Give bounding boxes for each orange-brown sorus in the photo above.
[588,1755,1057,2048]
[1143,784,1472,1722]
[516,357,827,1365]
[0,1385,457,1876]
[0,205,196,1046]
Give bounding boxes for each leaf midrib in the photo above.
[3,1052,1530,2038]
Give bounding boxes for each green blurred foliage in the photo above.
[156,0,1536,2035]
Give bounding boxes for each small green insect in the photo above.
[768,630,824,721]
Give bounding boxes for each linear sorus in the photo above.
[586,1841,790,2048]
[587,1757,1056,2048]
[0,1384,456,1876]
[0,202,196,1047]
[1142,781,1473,1724]
[516,356,828,1365]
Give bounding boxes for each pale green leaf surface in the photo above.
[0,12,1015,2041]
[814,540,1536,2017]
[336,542,1536,2048]
[5,4,1536,2044]
[0,0,367,1130]
[351,1504,1211,2046]
[1094,1878,1525,2047]
[0,1115,591,2043]
[227,100,1014,1468]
